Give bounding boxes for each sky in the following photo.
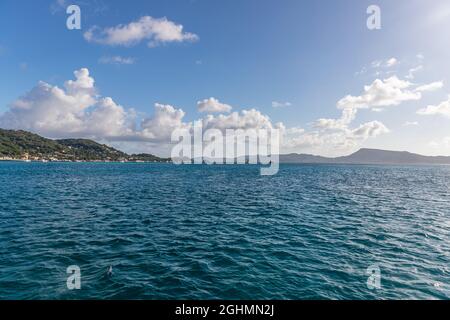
[0,0,450,157]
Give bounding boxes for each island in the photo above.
[0,129,170,163]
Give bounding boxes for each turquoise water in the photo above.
[0,162,449,299]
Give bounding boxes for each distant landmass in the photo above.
[2,128,450,165]
[0,129,169,162]
[280,148,450,165]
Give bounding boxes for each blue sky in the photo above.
[0,0,449,156]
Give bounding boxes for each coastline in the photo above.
[0,158,172,164]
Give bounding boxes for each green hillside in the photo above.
[0,128,169,162]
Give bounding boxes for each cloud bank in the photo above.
[5,67,442,156]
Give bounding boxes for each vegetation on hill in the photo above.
[57,139,128,161]
[0,129,169,162]
[0,129,65,157]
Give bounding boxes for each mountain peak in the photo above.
[281,148,450,165]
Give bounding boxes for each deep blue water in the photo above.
[0,162,449,300]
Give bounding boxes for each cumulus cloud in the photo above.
[196,107,387,156]
[417,96,450,118]
[282,121,388,155]
[0,68,277,146]
[139,103,190,142]
[99,55,135,65]
[84,16,199,47]
[272,101,292,108]
[303,73,443,154]
[197,97,232,113]
[202,109,283,132]
[0,68,282,147]
[283,105,388,156]
[351,121,389,139]
[0,67,392,157]
[314,108,357,130]
[336,76,441,110]
[0,68,137,139]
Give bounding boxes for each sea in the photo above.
[0,162,449,299]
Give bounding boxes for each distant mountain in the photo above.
[279,153,333,164]
[0,129,168,162]
[2,129,449,165]
[280,148,450,165]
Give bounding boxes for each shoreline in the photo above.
[1,159,450,167]
[0,159,171,164]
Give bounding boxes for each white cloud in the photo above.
[99,56,135,65]
[272,101,292,108]
[417,96,450,118]
[202,109,282,132]
[198,106,388,156]
[406,65,423,80]
[284,105,389,155]
[85,97,135,138]
[337,76,424,110]
[287,75,408,154]
[0,68,271,146]
[139,103,190,142]
[0,68,135,139]
[65,68,95,94]
[197,97,232,113]
[282,122,388,155]
[0,67,392,157]
[84,16,199,47]
[314,108,357,130]
[351,121,389,139]
[415,81,444,92]
[386,58,398,67]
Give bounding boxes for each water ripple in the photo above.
[0,163,449,299]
